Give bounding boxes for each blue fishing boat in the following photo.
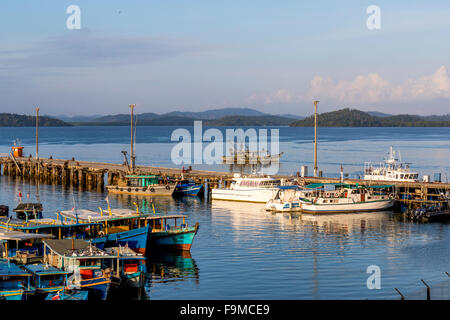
[43,239,117,300]
[174,179,203,196]
[0,230,54,264]
[0,260,31,300]
[22,264,69,299]
[105,246,146,288]
[45,289,89,300]
[58,208,152,254]
[147,215,199,252]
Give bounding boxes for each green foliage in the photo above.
[0,113,71,127]
[290,108,450,127]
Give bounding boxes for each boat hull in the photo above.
[265,200,302,212]
[91,226,150,255]
[106,185,176,196]
[0,289,24,300]
[147,224,199,252]
[78,276,111,300]
[174,184,203,196]
[300,199,395,214]
[211,188,278,203]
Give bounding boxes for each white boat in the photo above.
[265,186,302,212]
[298,183,395,214]
[211,174,282,203]
[364,146,419,182]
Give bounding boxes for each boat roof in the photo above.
[278,186,301,190]
[59,208,151,222]
[0,217,102,230]
[125,175,160,179]
[23,263,69,275]
[43,239,115,259]
[0,261,31,277]
[146,214,187,220]
[104,247,145,260]
[0,230,54,241]
[304,183,393,189]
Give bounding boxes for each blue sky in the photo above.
[1,0,450,116]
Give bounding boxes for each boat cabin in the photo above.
[22,263,69,295]
[0,261,31,300]
[0,231,54,264]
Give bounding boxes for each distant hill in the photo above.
[0,113,71,127]
[290,108,450,127]
[204,115,295,126]
[68,107,300,126]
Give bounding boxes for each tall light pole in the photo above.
[130,104,136,173]
[313,100,319,177]
[36,107,39,161]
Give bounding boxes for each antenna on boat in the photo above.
[130,104,136,174]
[313,100,319,177]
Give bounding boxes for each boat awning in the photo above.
[0,261,31,277]
[278,186,301,190]
[0,230,54,241]
[146,215,187,220]
[43,239,115,259]
[304,183,347,189]
[364,185,394,189]
[59,208,145,222]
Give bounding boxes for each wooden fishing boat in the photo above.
[22,263,70,299]
[0,230,54,264]
[147,215,199,252]
[13,203,43,220]
[107,174,177,196]
[58,208,152,254]
[43,239,116,300]
[105,245,146,288]
[0,260,31,300]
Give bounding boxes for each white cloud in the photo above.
[307,66,450,103]
[248,66,450,106]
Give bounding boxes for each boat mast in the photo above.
[130,104,136,173]
[313,100,319,177]
[36,107,39,161]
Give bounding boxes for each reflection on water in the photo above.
[1,175,450,299]
[147,252,200,284]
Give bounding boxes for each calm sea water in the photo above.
[0,126,449,299]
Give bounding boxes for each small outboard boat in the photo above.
[13,203,43,220]
[0,205,8,217]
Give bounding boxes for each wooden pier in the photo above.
[0,155,449,210]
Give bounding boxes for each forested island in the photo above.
[290,108,450,127]
[0,113,71,127]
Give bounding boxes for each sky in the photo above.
[1,0,450,116]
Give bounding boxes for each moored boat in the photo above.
[106,174,176,196]
[265,186,302,212]
[0,260,31,300]
[58,208,152,254]
[211,173,282,203]
[298,183,395,214]
[364,146,419,182]
[173,179,203,196]
[147,215,199,252]
[43,239,116,300]
[22,263,69,299]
